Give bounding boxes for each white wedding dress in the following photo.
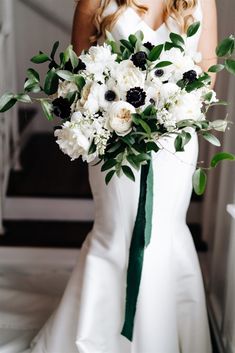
[5,1,212,352]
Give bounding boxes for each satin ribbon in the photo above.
[121,158,153,341]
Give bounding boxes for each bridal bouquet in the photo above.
[1,21,235,341]
[0,22,234,195]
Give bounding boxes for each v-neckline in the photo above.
[128,6,166,34]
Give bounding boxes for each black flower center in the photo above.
[131,51,147,70]
[183,70,197,84]
[143,42,154,51]
[126,87,146,108]
[154,69,164,77]
[105,90,116,102]
[52,97,71,119]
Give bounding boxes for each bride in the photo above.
[26,0,217,352]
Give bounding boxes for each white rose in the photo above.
[107,101,135,136]
[114,60,145,94]
[58,81,78,98]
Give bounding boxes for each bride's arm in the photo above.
[198,0,218,88]
[72,0,101,55]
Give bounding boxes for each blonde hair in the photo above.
[92,0,198,42]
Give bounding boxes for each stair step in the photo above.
[1,219,206,252]
[1,221,93,248]
[7,133,92,198]
[18,107,37,133]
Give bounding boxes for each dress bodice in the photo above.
[99,0,203,53]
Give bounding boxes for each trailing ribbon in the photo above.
[121,157,154,341]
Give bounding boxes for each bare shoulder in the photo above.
[75,0,102,15]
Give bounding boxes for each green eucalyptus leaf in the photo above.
[135,30,144,42]
[210,152,235,168]
[105,170,116,184]
[139,119,152,135]
[24,79,41,93]
[57,70,74,81]
[129,34,137,47]
[31,53,50,64]
[187,21,200,37]
[154,61,172,68]
[122,165,135,181]
[0,92,17,113]
[148,44,164,61]
[164,41,183,51]
[210,120,228,132]
[208,64,224,73]
[186,80,205,92]
[225,59,235,75]
[202,132,221,146]
[74,75,86,91]
[192,168,207,195]
[101,159,117,172]
[174,135,184,152]
[120,39,134,52]
[216,36,235,57]
[170,32,185,46]
[44,69,59,95]
[51,41,60,59]
[40,99,53,121]
[146,141,159,152]
[27,68,40,82]
[15,94,32,104]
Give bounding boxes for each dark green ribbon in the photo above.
[121,158,154,341]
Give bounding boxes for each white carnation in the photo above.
[106,101,135,136]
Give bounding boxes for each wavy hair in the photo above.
[92,0,198,42]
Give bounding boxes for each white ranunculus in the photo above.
[113,60,145,94]
[169,91,204,122]
[58,81,78,98]
[106,101,135,136]
[80,44,117,82]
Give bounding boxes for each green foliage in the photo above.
[187,22,200,38]
[192,168,207,195]
[0,93,17,112]
[208,64,224,73]
[216,36,235,57]
[201,132,221,147]
[31,52,50,64]
[44,69,59,95]
[40,99,53,121]
[210,152,235,168]
[225,59,235,75]
[148,44,163,61]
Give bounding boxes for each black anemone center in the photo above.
[143,42,154,51]
[154,69,164,77]
[131,51,147,70]
[126,87,146,108]
[105,90,116,102]
[52,97,71,119]
[183,70,197,84]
